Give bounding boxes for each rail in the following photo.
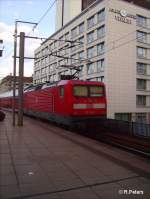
[74,118,150,156]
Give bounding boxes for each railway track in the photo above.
[78,127,150,157]
[96,132,150,157]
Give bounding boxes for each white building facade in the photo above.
[55,0,82,30]
[34,0,150,123]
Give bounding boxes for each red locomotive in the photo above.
[0,80,106,126]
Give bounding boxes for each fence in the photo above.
[98,118,150,138]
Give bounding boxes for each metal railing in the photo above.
[98,118,150,138]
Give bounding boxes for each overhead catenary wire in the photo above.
[27,0,57,37]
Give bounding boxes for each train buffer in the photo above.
[0,112,150,199]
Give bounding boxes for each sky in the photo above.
[0,0,56,80]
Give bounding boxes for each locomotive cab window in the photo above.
[73,86,88,97]
[89,86,104,97]
[59,86,64,97]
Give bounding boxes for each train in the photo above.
[0,80,106,127]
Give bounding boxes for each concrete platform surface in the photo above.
[0,112,150,199]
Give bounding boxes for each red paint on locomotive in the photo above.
[0,80,106,125]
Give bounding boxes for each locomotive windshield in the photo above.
[73,86,88,97]
[73,85,104,97]
[89,86,104,97]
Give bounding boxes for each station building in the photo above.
[34,0,150,123]
[0,75,33,93]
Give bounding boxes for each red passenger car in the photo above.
[0,91,14,108]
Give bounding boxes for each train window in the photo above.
[89,86,104,97]
[60,86,64,97]
[74,86,88,97]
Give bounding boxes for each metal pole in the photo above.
[61,0,64,27]
[18,32,25,126]
[12,21,17,126]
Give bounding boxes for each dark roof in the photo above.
[122,0,150,9]
[82,0,150,11]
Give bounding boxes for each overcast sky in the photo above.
[0,0,56,80]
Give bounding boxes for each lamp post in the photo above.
[12,20,37,126]
[12,21,17,126]
[18,32,25,126]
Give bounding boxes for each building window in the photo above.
[41,50,44,57]
[136,95,146,106]
[64,45,69,55]
[87,15,95,29]
[137,63,146,75]
[41,59,45,66]
[77,36,84,48]
[97,59,105,72]
[49,44,52,51]
[137,31,147,43]
[71,43,76,52]
[53,74,57,81]
[71,54,77,64]
[87,31,94,43]
[87,47,94,58]
[54,41,57,49]
[78,65,83,77]
[78,51,84,61]
[45,56,49,64]
[79,23,84,34]
[97,76,104,82]
[71,27,77,38]
[136,15,147,27]
[87,63,95,74]
[59,36,64,46]
[147,96,150,107]
[136,79,146,90]
[97,25,105,38]
[97,42,105,55]
[115,113,131,122]
[58,59,64,67]
[135,113,147,123]
[97,9,105,22]
[137,47,146,58]
[45,46,48,55]
[65,32,69,40]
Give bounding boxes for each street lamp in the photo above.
[12,20,37,126]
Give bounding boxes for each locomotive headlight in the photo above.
[73,103,105,109]
[93,103,105,108]
[73,104,86,109]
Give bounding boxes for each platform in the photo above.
[0,112,150,199]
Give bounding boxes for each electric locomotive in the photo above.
[0,80,106,127]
